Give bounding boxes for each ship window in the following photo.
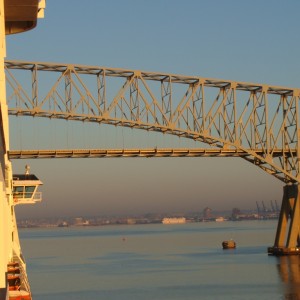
[13,186,36,199]
[25,186,35,198]
[13,186,24,198]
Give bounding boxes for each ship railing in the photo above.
[33,192,42,201]
[13,191,42,203]
[13,254,31,294]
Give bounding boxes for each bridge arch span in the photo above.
[5,60,300,184]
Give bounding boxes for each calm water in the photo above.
[19,220,300,300]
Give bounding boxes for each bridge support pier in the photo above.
[268,184,300,255]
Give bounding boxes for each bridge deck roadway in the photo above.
[8,148,296,159]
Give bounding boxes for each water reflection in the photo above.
[277,256,300,299]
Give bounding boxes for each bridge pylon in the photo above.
[268,184,300,255]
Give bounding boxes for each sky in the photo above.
[6,0,300,218]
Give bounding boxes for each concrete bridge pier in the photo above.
[268,184,300,255]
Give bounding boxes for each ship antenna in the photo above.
[25,165,30,175]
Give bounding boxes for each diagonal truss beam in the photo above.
[5,60,300,183]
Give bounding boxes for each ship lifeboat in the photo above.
[9,290,31,300]
[7,262,31,300]
[222,240,236,249]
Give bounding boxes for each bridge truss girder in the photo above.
[5,60,300,184]
[7,148,296,160]
[5,60,300,253]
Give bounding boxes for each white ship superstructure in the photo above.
[0,1,45,299]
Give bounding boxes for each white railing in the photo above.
[13,255,31,295]
[13,192,42,204]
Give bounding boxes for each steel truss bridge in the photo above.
[5,60,300,254]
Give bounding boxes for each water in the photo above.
[18,220,300,299]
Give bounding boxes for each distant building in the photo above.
[231,208,241,220]
[58,221,68,227]
[162,217,186,224]
[203,207,212,220]
[74,217,89,226]
[127,218,136,225]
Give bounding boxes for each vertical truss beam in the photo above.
[161,77,172,126]
[31,64,37,107]
[65,69,72,113]
[97,71,106,112]
[296,90,300,183]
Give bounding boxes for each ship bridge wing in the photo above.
[4,0,45,35]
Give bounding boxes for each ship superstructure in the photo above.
[0,1,45,299]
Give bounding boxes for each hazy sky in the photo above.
[6,0,300,218]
